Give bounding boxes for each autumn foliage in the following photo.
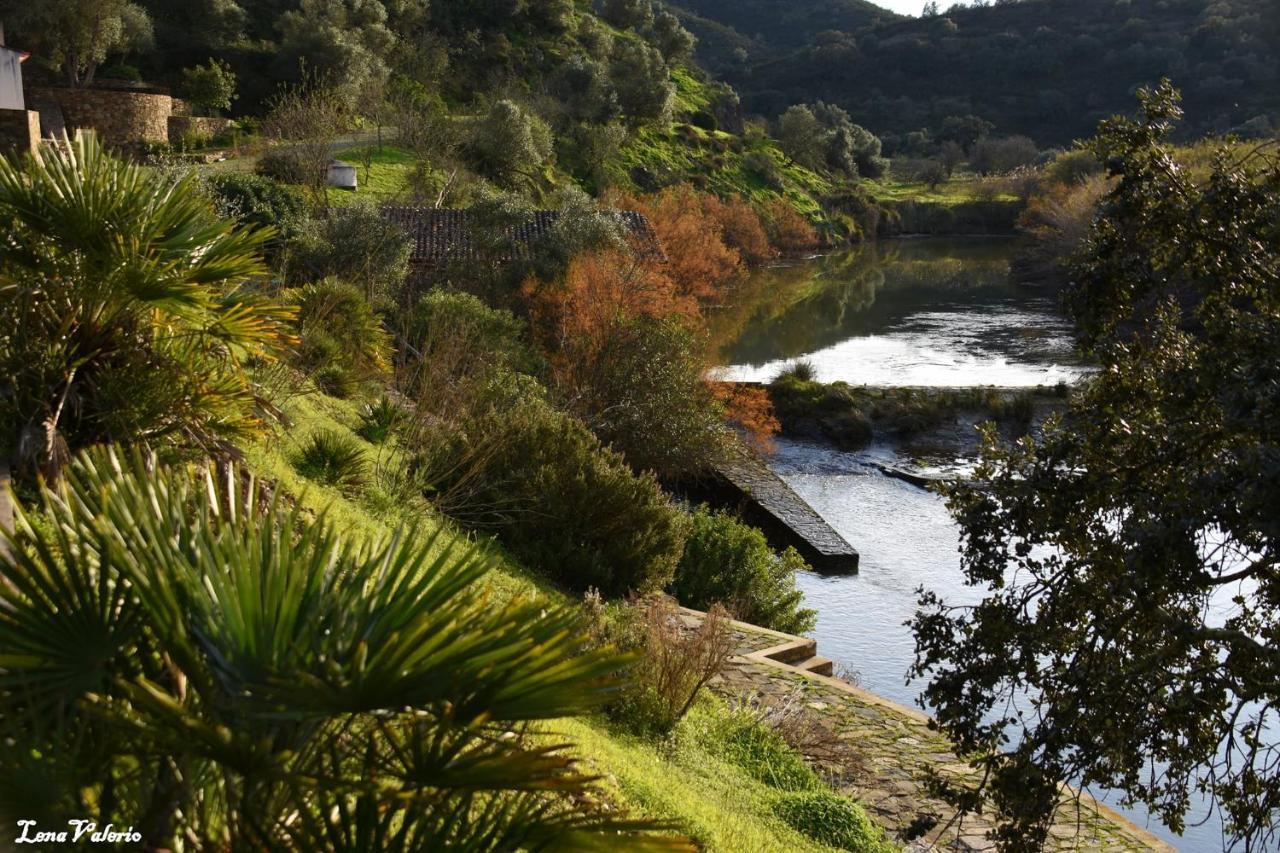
[712,381,780,453]
[763,199,820,255]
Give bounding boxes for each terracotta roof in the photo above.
[380,206,664,265]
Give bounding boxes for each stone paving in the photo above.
[689,610,1172,852]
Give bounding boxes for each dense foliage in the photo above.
[0,449,677,849]
[672,505,816,634]
[679,0,1280,146]
[911,85,1280,850]
[0,134,292,480]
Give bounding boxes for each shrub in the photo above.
[772,791,887,851]
[708,709,822,791]
[744,151,785,190]
[704,195,776,266]
[0,133,290,482]
[356,397,405,445]
[289,203,413,304]
[256,145,312,184]
[672,506,816,635]
[400,289,535,418]
[292,279,392,389]
[609,595,735,735]
[204,172,307,243]
[419,391,688,596]
[294,429,368,490]
[0,449,657,848]
[763,200,820,255]
[180,58,237,115]
[777,359,816,382]
[99,63,142,82]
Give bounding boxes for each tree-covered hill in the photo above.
[675,0,1280,148]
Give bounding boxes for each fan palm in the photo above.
[0,448,687,850]
[0,132,294,479]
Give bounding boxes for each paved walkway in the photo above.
[683,610,1172,852]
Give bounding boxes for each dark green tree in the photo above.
[911,83,1280,851]
[3,0,153,86]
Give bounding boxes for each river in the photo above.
[714,239,1227,851]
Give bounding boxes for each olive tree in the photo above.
[4,0,153,86]
[911,83,1280,851]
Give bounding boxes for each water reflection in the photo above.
[713,238,1090,387]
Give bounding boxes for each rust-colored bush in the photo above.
[704,195,777,267]
[764,199,820,255]
[712,381,780,454]
[609,185,745,304]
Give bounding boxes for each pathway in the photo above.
[681,609,1172,852]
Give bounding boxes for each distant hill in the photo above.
[672,0,900,52]
[676,0,1280,147]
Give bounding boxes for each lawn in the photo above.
[327,143,418,205]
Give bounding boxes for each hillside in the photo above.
[676,0,1280,147]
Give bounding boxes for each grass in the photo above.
[245,380,891,850]
[327,143,417,206]
[870,172,1019,205]
[551,705,839,852]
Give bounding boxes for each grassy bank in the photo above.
[242,379,884,851]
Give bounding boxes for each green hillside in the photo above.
[678,0,1280,146]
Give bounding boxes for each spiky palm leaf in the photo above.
[0,133,295,475]
[0,449,691,850]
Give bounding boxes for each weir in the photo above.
[701,451,860,573]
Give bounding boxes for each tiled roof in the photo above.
[380,206,664,265]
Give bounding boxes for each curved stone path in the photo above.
[681,609,1173,852]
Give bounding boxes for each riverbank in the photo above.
[685,607,1174,851]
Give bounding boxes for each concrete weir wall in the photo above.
[690,452,860,573]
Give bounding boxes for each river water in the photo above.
[714,239,1227,851]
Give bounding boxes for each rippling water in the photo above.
[769,439,1226,851]
[714,238,1091,387]
[714,238,1228,849]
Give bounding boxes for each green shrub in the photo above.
[312,364,357,398]
[204,172,306,243]
[292,279,392,389]
[671,506,816,634]
[768,376,874,450]
[710,710,821,791]
[294,429,368,490]
[356,397,405,445]
[772,790,886,851]
[256,146,312,184]
[420,390,688,596]
[99,64,142,82]
[289,203,413,304]
[400,289,536,417]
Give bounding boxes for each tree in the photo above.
[466,100,553,188]
[610,41,675,123]
[601,0,654,30]
[262,82,349,205]
[4,0,154,86]
[938,114,994,153]
[0,133,291,482]
[649,10,695,61]
[0,448,680,848]
[180,58,238,115]
[911,84,1280,851]
[778,105,826,170]
[276,0,395,106]
[288,202,413,304]
[969,134,1038,175]
[939,140,965,176]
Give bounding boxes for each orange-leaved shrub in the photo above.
[764,199,820,256]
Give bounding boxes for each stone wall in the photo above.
[29,86,172,151]
[0,108,39,155]
[167,115,235,143]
